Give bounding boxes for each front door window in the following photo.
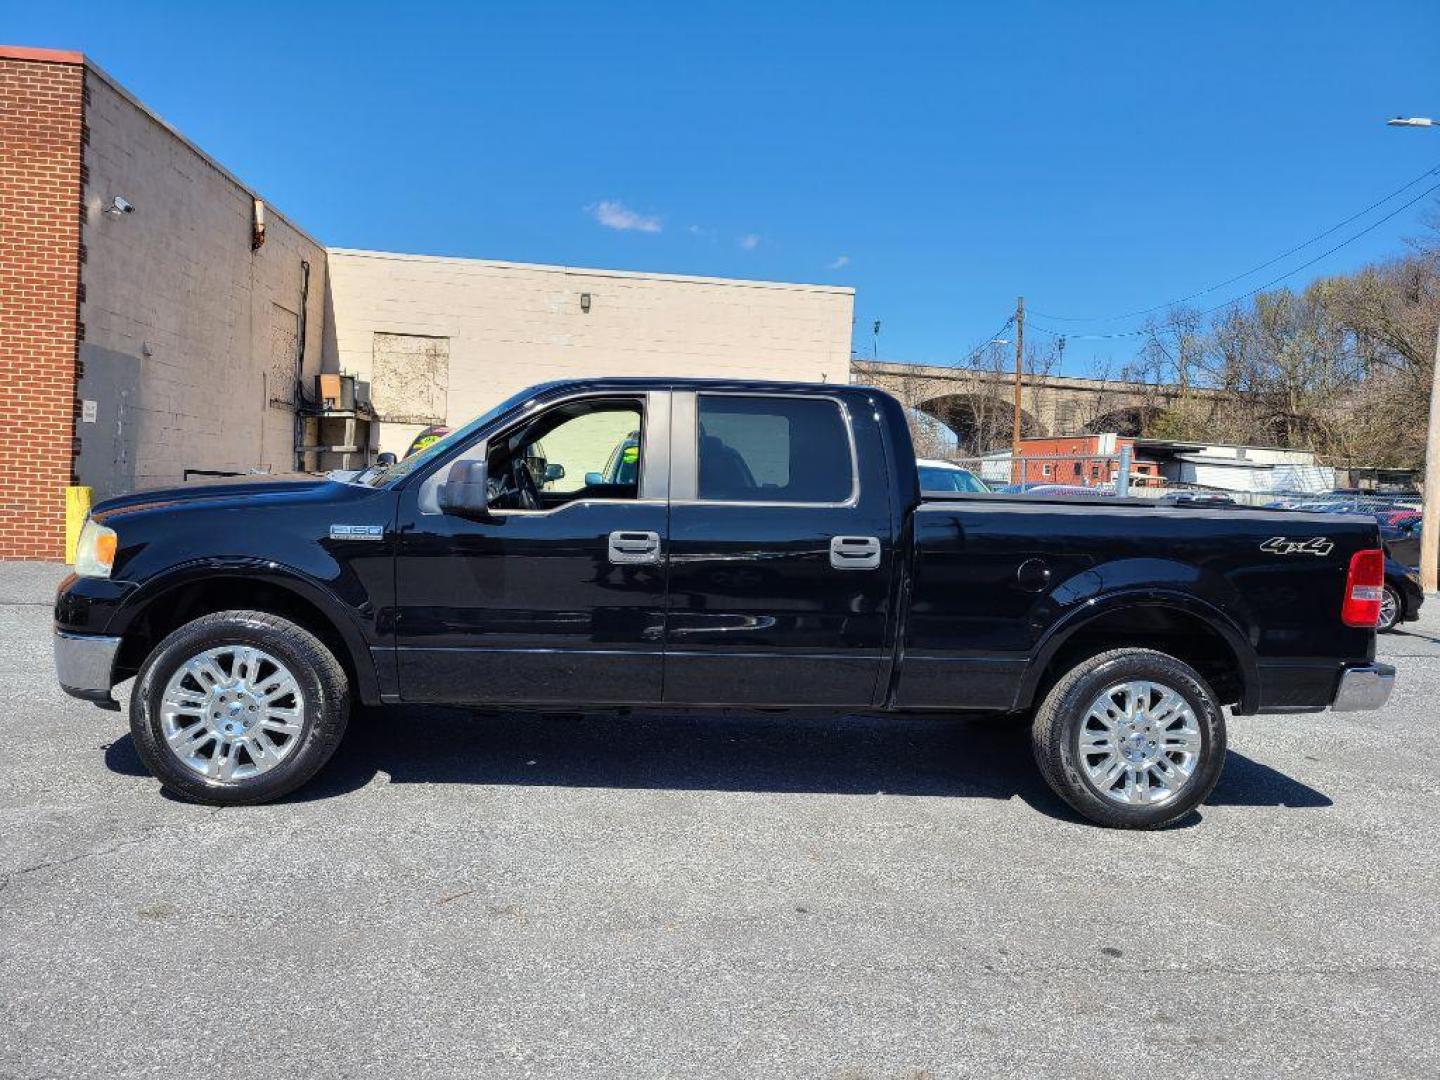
[486,399,644,511]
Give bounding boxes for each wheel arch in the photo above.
[109,562,383,706]
[1016,590,1260,715]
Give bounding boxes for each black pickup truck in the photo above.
[54,378,1395,828]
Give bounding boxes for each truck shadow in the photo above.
[1387,627,1440,645]
[106,707,1333,823]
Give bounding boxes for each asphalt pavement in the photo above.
[2,562,1437,1079]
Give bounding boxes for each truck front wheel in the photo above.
[1030,648,1226,829]
[129,611,350,805]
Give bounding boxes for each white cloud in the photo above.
[738,233,761,251]
[590,200,662,233]
[828,255,850,269]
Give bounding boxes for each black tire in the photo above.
[129,610,350,805]
[1377,584,1402,633]
[1030,648,1226,829]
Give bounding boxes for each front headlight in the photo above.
[74,518,118,579]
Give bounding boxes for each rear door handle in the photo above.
[830,535,881,570]
[609,530,662,565]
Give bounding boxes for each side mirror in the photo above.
[584,471,605,488]
[437,460,491,519]
[544,463,566,483]
[375,451,398,468]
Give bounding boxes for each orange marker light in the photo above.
[95,531,118,569]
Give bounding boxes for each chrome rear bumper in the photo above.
[55,630,122,708]
[1331,662,1396,712]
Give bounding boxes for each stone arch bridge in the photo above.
[850,360,1221,447]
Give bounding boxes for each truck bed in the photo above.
[897,495,1380,714]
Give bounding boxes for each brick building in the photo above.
[0,48,86,558]
[1011,434,1161,487]
[0,46,852,559]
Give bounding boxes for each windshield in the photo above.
[357,385,546,487]
[918,465,989,493]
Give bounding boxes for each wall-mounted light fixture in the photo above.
[251,198,267,251]
[103,196,134,216]
[579,292,592,314]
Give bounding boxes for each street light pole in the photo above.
[1388,115,1440,593]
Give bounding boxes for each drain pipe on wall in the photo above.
[295,260,311,471]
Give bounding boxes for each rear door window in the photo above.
[696,395,854,504]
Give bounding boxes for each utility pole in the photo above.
[1423,325,1440,593]
[1012,296,1025,484]
[1387,115,1439,593]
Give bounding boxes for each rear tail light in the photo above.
[1342,548,1386,627]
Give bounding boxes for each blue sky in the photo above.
[6,0,1439,372]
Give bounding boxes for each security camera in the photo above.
[104,196,134,216]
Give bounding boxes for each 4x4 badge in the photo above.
[1260,536,1333,557]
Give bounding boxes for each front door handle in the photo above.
[830,535,881,570]
[609,530,662,565]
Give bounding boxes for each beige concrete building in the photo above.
[324,249,854,456]
[78,63,328,499]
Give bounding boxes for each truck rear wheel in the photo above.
[1030,648,1226,829]
[129,611,350,805]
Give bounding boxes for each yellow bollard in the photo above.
[65,486,92,564]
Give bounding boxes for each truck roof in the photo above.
[523,377,878,396]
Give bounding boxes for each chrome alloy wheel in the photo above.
[159,646,306,781]
[1078,680,1201,806]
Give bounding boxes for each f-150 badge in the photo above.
[1260,536,1333,556]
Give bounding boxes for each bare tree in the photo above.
[1112,214,1439,473]
[873,204,1439,473]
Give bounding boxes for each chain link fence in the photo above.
[923,453,1422,521]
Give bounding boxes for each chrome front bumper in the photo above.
[1331,662,1396,712]
[54,630,122,707]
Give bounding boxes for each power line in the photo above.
[1031,159,1440,326]
[1028,177,1440,342]
[953,315,1015,366]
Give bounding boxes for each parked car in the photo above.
[55,379,1394,829]
[1382,517,1422,568]
[404,425,452,458]
[1379,556,1423,633]
[991,482,1117,497]
[1156,492,1236,508]
[588,430,642,488]
[1378,508,1421,530]
[1268,494,1377,514]
[1333,488,1422,512]
[917,459,990,494]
